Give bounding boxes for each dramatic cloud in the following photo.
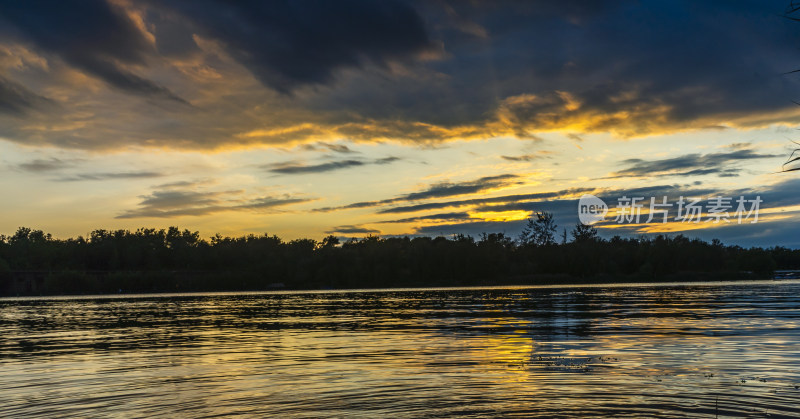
[0,75,53,115]
[0,1,798,150]
[0,0,185,103]
[153,0,436,93]
[265,156,399,175]
[610,149,782,179]
[2,0,798,249]
[117,187,311,218]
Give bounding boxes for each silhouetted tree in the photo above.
[519,211,557,246]
[319,235,340,249]
[571,223,598,242]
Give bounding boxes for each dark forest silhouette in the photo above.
[1,214,797,295]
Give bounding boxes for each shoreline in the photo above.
[3,275,796,300]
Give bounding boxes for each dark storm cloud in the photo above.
[279,0,800,140]
[0,75,53,115]
[0,0,185,103]
[117,188,312,218]
[265,156,399,174]
[314,174,523,212]
[152,0,435,93]
[481,1,799,128]
[2,0,799,149]
[610,149,781,179]
[72,56,187,104]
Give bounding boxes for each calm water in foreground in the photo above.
[2,281,800,418]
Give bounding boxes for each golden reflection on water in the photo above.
[1,282,800,417]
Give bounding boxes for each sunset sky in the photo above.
[1,0,800,246]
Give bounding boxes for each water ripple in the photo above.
[1,281,800,417]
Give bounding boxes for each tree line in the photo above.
[0,213,797,295]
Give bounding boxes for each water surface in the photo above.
[2,281,800,417]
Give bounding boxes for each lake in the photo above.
[2,280,800,417]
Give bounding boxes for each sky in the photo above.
[1,0,800,247]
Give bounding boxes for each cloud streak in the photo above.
[117,187,312,218]
[265,156,399,174]
[500,151,554,162]
[609,149,781,179]
[314,174,524,212]
[56,171,165,181]
[325,225,381,235]
[378,212,471,224]
[12,157,167,181]
[301,142,356,154]
[15,157,72,172]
